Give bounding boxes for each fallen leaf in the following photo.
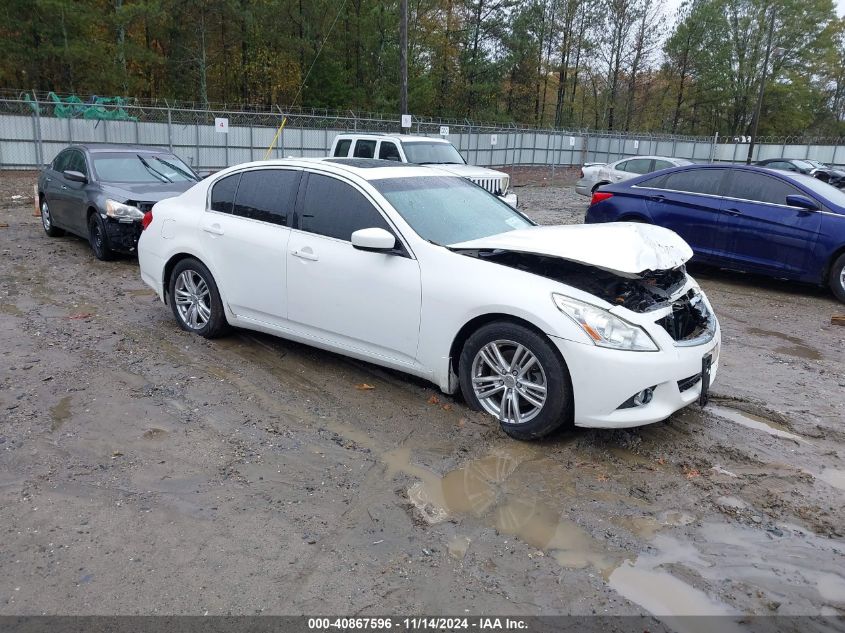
[111,451,124,458]
[832,315,845,327]
[427,395,440,405]
[0,223,8,228]
[684,468,701,479]
[68,312,95,320]
[596,473,610,482]
[457,418,466,427]
[656,457,666,466]
[441,403,452,411]
[355,383,375,390]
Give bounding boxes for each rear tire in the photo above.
[88,214,116,261]
[168,258,230,338]
[459,321,572,440]
[830,253,845,303]
[40,199,65,237]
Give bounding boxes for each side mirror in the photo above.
[351,227,396,252]
[785,194,819,211]
[63,170,87,183]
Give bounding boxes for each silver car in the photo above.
[575,156,693,196]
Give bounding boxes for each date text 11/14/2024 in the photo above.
[307,617,529,631]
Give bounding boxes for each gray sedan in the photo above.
[37,144,200,260]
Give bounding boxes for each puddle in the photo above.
[748,327,823,361]
[812,469,845,492]
[128,288,156,298]
[447,535,471,560]
[142,428,168,440]
[50,395,72,431]
[774,345,823,361]
[817,573,845,603]
[708,405,805,442]
[0,302,23,316]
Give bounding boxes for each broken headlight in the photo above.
[552,294,658,352]
[105,199,144,222]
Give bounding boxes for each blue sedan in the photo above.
[585,164,845,302]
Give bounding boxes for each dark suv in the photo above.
[37,144,200,260]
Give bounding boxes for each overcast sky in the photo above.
[662,0,845,19]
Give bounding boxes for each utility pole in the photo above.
[399,0,408,134]
[746,5,777,165]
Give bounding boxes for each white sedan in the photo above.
[138,158,721,439]
[575,156,693,196]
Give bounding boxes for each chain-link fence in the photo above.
[3,94,845,172]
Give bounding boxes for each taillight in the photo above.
[590,191,613,206]
[141,210,153,231]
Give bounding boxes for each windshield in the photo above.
[791,173,845,208]
[93,153,198,183]
[805,159,830,169]
[373,176,533,245]
[401,142,465,165]
[791,159,815,171]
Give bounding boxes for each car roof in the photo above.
[614,155,686,162]
[334,133,450,144]
[67,143,171,154]
[215,157,457,181]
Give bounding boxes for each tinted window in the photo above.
[653,159,673,170]
[638,173,668,188]
[379,142,401,161]
[210,173,240,214]
[766,161,795,171]
[353,140,376,158]
[624,158,653,175]
[333,139,352,157]
[232,169,300,226]
[615,160,629,172]
[662,169,726,195]
[66,151,87,176]
[298,173,390,241]
[723,171,803,206]
[53,150,71,172]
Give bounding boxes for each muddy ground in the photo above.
[0,172,844,624]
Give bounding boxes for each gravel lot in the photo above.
[1,171,844,620]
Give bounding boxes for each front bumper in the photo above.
[103,217,142,253]
[499,192,518,208]
[551,327,721,429]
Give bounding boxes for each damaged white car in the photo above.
[138,158,720,440]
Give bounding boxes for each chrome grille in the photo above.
[471,177,500,194]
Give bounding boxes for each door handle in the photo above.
[45,177,52,183]
[723,207,743,216]
[649,194,666,202]
[61,185,68,190]
[202,223,225,236]
[291,249,319,261]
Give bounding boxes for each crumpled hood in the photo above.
[450,222,693,276]
[101,181,196,203]
[432,163,505,179]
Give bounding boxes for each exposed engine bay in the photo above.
[656,288,713,342]
[455,249,688,313]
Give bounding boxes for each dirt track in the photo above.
[1,173,844,620]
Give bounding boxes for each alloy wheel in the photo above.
[470,339,547,425]
[41,201,51,230]
[174,270,212,330]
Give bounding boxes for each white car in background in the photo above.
[575,156,693,196]
[138,158,720,440]
[330,133,518,208]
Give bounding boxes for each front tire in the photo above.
[168,258,230,338]
[40,199,65,237]
[459,321,572,440]
[88,214,116,261]
[830,253,845,303]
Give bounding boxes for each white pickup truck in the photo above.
[329,133,518,208]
